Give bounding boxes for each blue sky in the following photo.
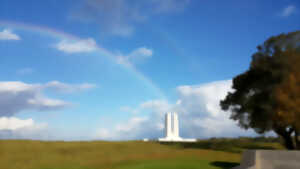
[0,0,299,140]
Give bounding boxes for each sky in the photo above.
[0,0,299,140]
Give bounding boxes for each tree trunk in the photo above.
[294,130,300,150]
[282,133,295,150]
[274,126,295,150]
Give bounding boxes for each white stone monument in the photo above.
[158,112,196,142]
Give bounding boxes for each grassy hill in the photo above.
[0,138,284,169]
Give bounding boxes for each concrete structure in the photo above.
[233,150,300,169]
[158,112,196,142]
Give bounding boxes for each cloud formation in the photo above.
[0,117,48,140]
[128,47,153,60]
[0,81,96,117]
[0,117,45,130]
[53,35,153,67]
[0,29,21,40]
[55,38,97,53]
[116,47,153,66]
[96,80,258,140]
[280,5,297,17]
[71,0,190,36]
[95,117,149,140]
[0,81,68,117]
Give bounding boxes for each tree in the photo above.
[274,50,300,149]
[220,31,300,150]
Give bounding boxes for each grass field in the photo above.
[0,138,284,169]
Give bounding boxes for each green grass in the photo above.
[0,138,284,169]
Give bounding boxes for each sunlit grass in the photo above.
[0,138,283,169]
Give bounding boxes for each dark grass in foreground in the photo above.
[161,137,283,153]
[0,137,284,169]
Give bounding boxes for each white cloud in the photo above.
[116,47,153,66]
[115,117,148,133]
[0,117,48,140]
[0,81,68,116]
[0,81,95,117]
[45,81,96,93]
[0,117,34,130]
[72,0,190,36]
[176,80,233,117]
[128,47,153,60]
[95,117,148,140]
[0,29,20,40]
[55,38,97,53]
[0,117,46,130]
[53,35,152,66]
[280,5,297,17]
[140,99,172,117]
[0,80,95,140]
[95,80,259,140]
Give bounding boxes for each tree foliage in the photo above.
[220,31,300,149]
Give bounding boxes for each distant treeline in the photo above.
[206,136,280,143]
[159,136,283,153]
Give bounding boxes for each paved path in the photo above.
[233,150,300,169]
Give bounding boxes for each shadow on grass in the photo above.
[210,161,239,169]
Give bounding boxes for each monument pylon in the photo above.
[158,112,196,142]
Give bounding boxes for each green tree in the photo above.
[220,31,300,150]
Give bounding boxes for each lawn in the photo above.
[0,138,283,169]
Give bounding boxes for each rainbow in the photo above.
[0,20,166,99]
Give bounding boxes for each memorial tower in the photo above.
[158,112,196,142]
